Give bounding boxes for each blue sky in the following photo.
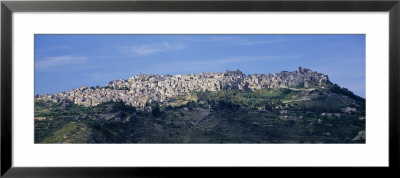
[35,34,365,97]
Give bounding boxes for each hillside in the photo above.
[35,81,366,143]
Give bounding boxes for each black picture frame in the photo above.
[1,0,399,177]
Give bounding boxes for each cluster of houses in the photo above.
[36,67,330,108]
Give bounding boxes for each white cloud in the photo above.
[123,42,184,55]
[182,36,288,46]
[36,56,88,68]
[236,39,288,45]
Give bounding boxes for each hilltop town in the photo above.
[35,67,330,108]
[34,67,366,143]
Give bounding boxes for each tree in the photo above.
[265,104,273,111]
[151,104,160,117]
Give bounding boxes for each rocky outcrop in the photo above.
[36,67,330,108]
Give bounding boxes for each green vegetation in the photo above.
[35,87,365,144]
[35,117,74,143]
[41,121,98,143]
[141,78,150,82]
[35,100,136,117]
[35,100,87,117]
[328,84,365,102]
[118,86,130,90]
[194,88,295,109]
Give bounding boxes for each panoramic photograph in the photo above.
[34,34,365,144]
